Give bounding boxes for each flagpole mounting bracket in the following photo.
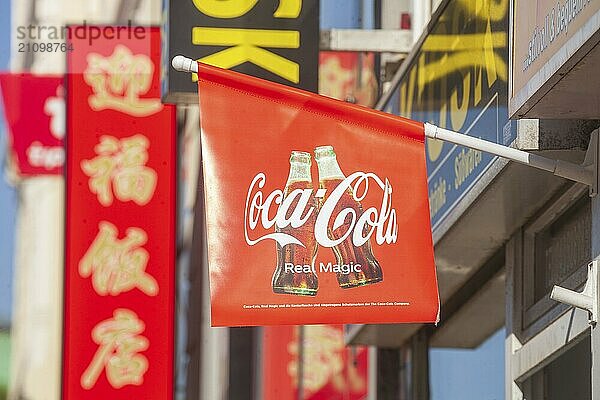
[424,123,600,197]
[550,260,599,326]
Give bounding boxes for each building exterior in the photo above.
[1,0,599,399]
[358,0,600,399]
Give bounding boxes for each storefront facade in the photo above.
[507,0,600,398]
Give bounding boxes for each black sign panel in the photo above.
[162,0,319,103]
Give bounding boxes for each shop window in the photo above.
[521,185,591,336]
[521,336,591,400]
[533,195,591,301]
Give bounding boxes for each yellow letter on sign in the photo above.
[193,27,300,83]
[274,0,302,18]
[192,0,258,18]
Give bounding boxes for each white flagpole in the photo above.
[171,55,598,195]
[424,123,597,191]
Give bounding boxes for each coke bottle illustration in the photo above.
[272,151,319,296]
[314,145,383,288]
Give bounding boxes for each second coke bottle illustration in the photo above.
[272,146,383,296]
[315,145,383,289]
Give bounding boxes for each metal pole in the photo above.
[424,123,595,187]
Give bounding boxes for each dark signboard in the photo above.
[382,0,516,234]
[162,0,319,103]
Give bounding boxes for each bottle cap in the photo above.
[314,145,335,159]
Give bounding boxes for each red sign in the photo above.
[303,325,368,400]
[262,325,369,400]
[63,27,175,400]
[0,73,64,176]
[197,63,439,327]
[319,52,378,107]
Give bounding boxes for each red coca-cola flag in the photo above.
[197,62,438,327]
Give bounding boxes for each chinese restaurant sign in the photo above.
[63,26,175,400]
[262,325,368,400]
[197,63,439,327]
[162,0,319,102]
[0,74,64,176]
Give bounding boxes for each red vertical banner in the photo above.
[63,27,175,400]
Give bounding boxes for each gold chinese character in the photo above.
[81,309,149,389]
[81,134,157,206]
[79,221,158,296]
[84,45,163,116]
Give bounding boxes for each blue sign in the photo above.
[384,0,515,233]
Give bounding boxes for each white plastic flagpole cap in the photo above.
[171,55,198,73]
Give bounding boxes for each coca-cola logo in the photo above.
[244,171,398,248]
